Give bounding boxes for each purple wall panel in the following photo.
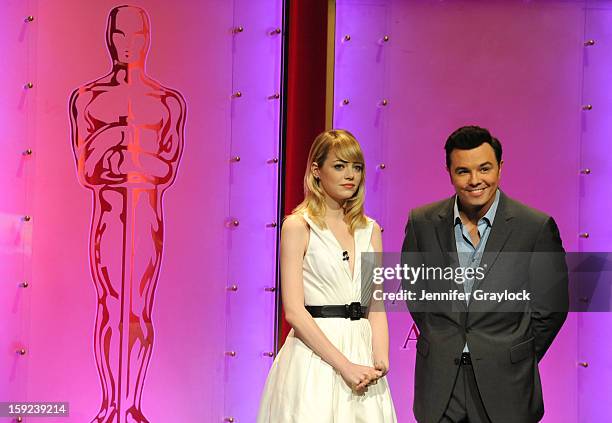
[581,3,612,251]
[577,2,612,421]
[0,0,35,409]
[333,1,600,421]
[334,1,390,223]
[224,0,282,421]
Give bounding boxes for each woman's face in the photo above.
[313,150,363,203]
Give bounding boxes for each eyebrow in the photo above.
[334,159,364,165]
[454,162,493,171]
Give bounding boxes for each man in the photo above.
[69,5,186,423]
[401,126,568,423]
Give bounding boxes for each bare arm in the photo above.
[367,222,390,376]
[281,215,351,370]
[281,215,381,392]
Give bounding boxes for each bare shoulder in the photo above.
[371,220,382,235]
[281,214,309,255]
[363,215,381,234]
[283,214,309,234]
[365,216,382,248]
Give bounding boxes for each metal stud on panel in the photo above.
[225,8,282,415]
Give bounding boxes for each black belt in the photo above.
[454,352,472,366]
[305,302,367,320]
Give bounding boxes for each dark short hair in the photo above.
[444,125,503,168]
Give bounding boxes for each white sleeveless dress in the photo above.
[257,213,397,422]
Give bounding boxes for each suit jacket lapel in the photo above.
[435,197,466,313]
[435,197,459,267]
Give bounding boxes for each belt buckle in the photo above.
[347,302,362,320]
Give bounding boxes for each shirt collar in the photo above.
[454,189,500,227]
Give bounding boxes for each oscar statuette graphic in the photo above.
[69,5,186,422]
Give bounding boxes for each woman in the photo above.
[257,129,397,422]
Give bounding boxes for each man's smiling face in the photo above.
[448,142,502,214]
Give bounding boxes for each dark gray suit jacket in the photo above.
[401,191,569,423]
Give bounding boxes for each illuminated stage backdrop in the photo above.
[577,3,612,421]
[1,0,281,421]
[0,0,35,411]
[333,0,611,421]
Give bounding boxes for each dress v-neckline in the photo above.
[325,225,357,281]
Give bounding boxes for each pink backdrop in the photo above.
[1,0,36,410]
[4,0,611,421]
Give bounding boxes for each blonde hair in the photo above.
[292,129,367,233]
